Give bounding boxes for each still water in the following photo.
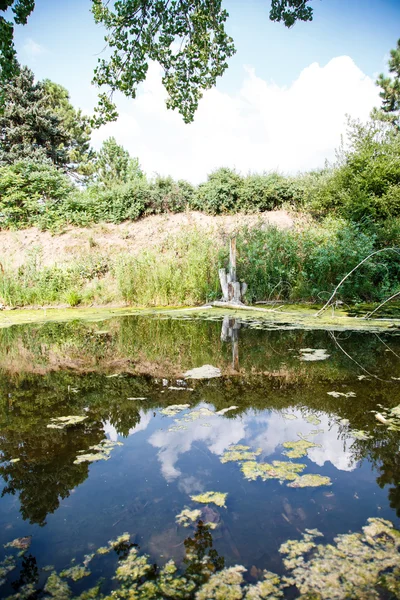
[0,313,399,598]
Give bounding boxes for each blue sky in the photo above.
[12,0,400,181]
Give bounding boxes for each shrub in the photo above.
[0,160,73,228]
[194,168,244,214]
[146,176,194,214]
[240,173,301,211]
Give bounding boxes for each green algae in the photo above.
[190,491,228,508]
[60,564,91,581]
[279,518,400,598]
[47,415,87,429]
[44,572,71,599]
[244,571,284,599]
[160,403,190,416]
[373,403,400,431]
[176,508,202,527]
[282,436,321,459]
[2,518,400,599]
[305,414,321,425]
[3,537,31,551]
[196,565,246,600]
[74,439,123,464]
[287,474,332,488]
[351,429,372,440]
[327,391,356,398]
[220,445,262,464]
[241,460,306,482]
[282,413,297,420]
[0,555,16,585]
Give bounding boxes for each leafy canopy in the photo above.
[95,136,143,187]
[0,0,314,124]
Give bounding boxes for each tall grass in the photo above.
[1,222,400,308]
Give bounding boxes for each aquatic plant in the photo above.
[47,415,87,429]
[176,508,202,527]
[160,404,190,416]
[190,491,228,508]
[241,460,306,482]
[327,391,356,398]
[282,413,297,420]
[196,565,246,600]
[350,429,372,440]
[0,555,16,585]
[244,570,283,599]
[220,445,262,464]
[305,414,321,425]
[282,436,321,459]
[60,563,91,581]
[74,439,123,464]
[287,474,332,488]
[279,518,400,598]
[373,403,400,431]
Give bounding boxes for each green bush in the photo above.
[240,173,301,211]
[308,120,400,221]
[0,160,73,228]
[194,167,244,214]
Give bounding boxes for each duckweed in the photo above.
[190,491,228,508]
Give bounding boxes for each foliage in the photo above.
[95,137,143,187]
[306,118,400,221]
[0,67,70,167]
[0,1,34,105]
[42,79,95,176]
[0,159,73,228]
[194,168,244,214]
[373,38,400,130]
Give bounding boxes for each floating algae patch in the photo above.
[4,536,31,551]
[160,404,190,417]
[176,508,202,527]
[241,461,306,483]
[47,415,87,429]
[190,491,227,508]
[44,572,71,599]
[350,429,372,440]
[183,365,221,379]
[74,439,123,464]
[373,403,400,431]
[279,518,400,598]
[96,533,132,556]
[282,413,297,421]
[196,565,246,600]
[220,445,262,464]
[327,391,356,398]
[282,436,321,459]
[287,474,332,488]
[0,555,16,585]
[305,414,321,426]
[299,348,330,361]
[181,406,215,422]
[60,563,91,581]
[168,423,188,432]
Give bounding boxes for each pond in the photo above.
[0,312,399,598]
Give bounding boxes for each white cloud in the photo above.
[91,56,380,183]
[22,38,45,58]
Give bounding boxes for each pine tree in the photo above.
[0,66,69,167]
[374,39,400,130]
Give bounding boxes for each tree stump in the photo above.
[218,237,247,304]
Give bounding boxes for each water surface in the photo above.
[0,314,399,598]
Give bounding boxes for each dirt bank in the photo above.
[1,210,296,268]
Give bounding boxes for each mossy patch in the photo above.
[190,491,228,508]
